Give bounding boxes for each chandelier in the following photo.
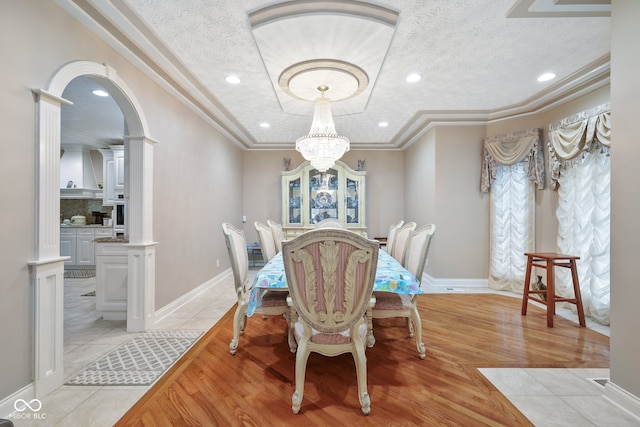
[295,85,350,172]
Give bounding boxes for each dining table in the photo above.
[247,249,422,316]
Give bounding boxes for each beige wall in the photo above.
[153,103,244,308]
[405,125,489,279]
[0,1,244,400]
[610,0,640,399]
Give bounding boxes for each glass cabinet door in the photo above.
[346,177,360,224]
[309,168,338,224]
[281,160,366,238]
[287,177,301,224]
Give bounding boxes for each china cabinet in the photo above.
[281,160,366,239]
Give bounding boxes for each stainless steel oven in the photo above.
[114,194,127,235]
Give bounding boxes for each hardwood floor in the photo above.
[116,294,609,426]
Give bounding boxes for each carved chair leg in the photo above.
[292,340,310,414]
[284,309,297,353]
[366,298,376,347]
[410,306,426,359]
[230,305,246,355]
[353,330,371,415]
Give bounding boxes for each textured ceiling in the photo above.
[58,0,610,150]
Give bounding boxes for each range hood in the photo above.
[60,146,100,199]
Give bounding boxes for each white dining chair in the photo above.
[313,218,347,229]
[391,221,416,265]
[283,229,379,415]
[221,223,291,355]
[386,220,404,254]
[373,224,436,359]
[267,219,284,253]
[254,221,277,263]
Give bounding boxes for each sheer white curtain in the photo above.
[481,128,543,292]
[489,163,534,291]
[550,104,610,325]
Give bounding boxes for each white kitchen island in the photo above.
[95,237,128,320]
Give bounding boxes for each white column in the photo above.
[127,244,156,331]
[29,89,71,396]
[125,136,158,331]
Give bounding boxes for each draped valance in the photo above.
[549,103,610,189]
[481,128,544,192]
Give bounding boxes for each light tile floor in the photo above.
[6,274,639,426]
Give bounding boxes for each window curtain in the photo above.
[550,103,610,325]
[481,128,543,291]
[481,128,545,193]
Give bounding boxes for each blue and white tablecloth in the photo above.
[248,250,421,316]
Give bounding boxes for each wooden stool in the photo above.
[521,252,586,327]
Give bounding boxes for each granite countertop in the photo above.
[61,224,113,228]
[94,237,129,243]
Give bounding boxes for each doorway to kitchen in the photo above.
[32,60,157,396]
[59,75,128,371]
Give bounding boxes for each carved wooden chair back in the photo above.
[391,221,416,265]
[313,218,347,229]
[283,229,379,415]
[405,224,436,281]
[267,219,284,253]
[255,221,277,263]
[386,220,404,255]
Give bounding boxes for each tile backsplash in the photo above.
[60,199,112,224]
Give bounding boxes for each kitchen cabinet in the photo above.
[60,228,77,265]
[99,145,124,206]
[76,228,96,266]
[60,226,113,266]
[113,146,125,192]
[100,148,115,205]
[281,160,366,239]
[95,241,128,320]
[95,228,114,239]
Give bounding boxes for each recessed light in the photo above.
[225,75,241,84]
[378,121,389,127]
[260,122,270,128]
[92,89,109,97]
[406,73,422,83]
[537,72,556,82]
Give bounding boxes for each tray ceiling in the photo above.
[57,0,610,150]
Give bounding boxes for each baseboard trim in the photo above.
[422,273,488,289]
[0,383,35,420]
[154,269,233,324]
[604,381,640,421]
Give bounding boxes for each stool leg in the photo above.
[546,259,555,327]
[521,256,533,315]
[570,260,586,327]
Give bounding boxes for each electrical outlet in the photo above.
[216,259,220,267]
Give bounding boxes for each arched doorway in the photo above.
[30,61,157,396]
